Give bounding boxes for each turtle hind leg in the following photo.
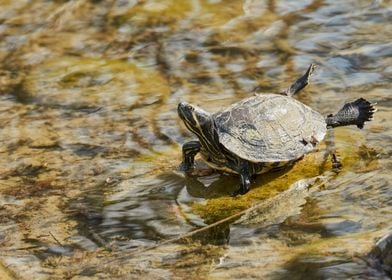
[325,129,343,171]
[283,63,317,97]
[326,98,376,129]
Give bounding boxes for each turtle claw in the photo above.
[231,186,250,197]
[331,153,343,172]
[231,189,241,197]
[332,161,343,172]
[179,162,192,172]
[231,187,246,197]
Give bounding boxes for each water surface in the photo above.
[0,0,391,279]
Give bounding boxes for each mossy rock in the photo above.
[191,128,375,224]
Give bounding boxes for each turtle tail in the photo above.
[326,98,377,129]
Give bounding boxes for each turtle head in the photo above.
[178,102,214,136]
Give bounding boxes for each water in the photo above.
[0,0,391,279]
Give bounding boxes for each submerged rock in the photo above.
[368,232,392,277]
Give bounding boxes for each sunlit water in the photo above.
[0,0,391,279]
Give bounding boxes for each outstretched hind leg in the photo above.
[325,98,376,171]
[326,98,376,129]
[283,63,317,97]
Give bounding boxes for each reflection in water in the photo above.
[184,173,238,199]
[0,0,391,278]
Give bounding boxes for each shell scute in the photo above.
[213,94,327,162]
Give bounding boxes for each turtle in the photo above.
[177,64,376,196]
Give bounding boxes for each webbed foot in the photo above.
[326,98,376,129]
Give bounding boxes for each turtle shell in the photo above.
[214,94,327,162]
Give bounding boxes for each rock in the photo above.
[368,232,392,277]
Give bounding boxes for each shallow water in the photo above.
[0,0,391,279]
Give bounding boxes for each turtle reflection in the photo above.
[184,173,238,198]
[184,162,295,199]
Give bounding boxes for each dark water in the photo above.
[0,0,391,279]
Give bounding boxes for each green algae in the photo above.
[112,1,193,28]
[24,56,171,106]
[111,0,245,29]
[194,1,245,27]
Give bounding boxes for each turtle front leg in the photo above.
[179,141,201,171]
[283,63,317,97]
[232,171,251,196]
